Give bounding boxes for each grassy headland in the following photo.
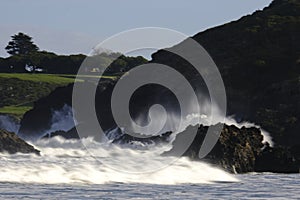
[0,73,119,118]
[0,73,77,118]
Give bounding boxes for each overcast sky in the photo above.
[0,0,272,57]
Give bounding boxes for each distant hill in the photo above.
[151,0,300,147]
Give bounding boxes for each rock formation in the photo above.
[0,129,40,155]
[165,124,299,173]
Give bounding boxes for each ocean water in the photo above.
[0,137,299,199]
[0,174,299,199]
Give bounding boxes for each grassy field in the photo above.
[58,74,118,80]
[0,73,79,84]
[0,106,32,118]
[0,73,117,83]
[0,73,74,118]
[0,73,116,118]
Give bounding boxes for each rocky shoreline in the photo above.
[40,123,300,174]
[1,123,299,174]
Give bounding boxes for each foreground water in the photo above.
[0,174,299,199]
[0,137,298,199]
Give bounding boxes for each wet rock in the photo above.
[42,127,80,140]
[0,129,40,155]
[165,123,299,173]
[43,126,172,146]
[111,129,172,145]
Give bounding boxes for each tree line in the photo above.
[0,32,147,74]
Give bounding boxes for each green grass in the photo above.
[0,73,77,118]
[0,73,117,83]
[0,73,79,85]
[0,73,118,118]
[57,74,118,80]
[0,105,32,118]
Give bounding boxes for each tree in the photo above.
[5,32,39,56]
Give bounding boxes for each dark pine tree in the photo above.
[5,32,39,56]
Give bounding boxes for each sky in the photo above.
[0,0,272,58]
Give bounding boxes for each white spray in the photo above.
[41,104,76,137]
[0,137,238,185]
[0,115,20,133]
[130,99,273,146]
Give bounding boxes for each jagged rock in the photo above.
[42,128,79,140]
[111,130,172,145]
[43,126,172,146]
[165,123,299,173]
[165,124,264,173]
[0,129,40,155]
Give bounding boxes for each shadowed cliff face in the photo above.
[18,84,74,140]
[151,0,300,147]
[18,80,112,140]
[18,78,181,140]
